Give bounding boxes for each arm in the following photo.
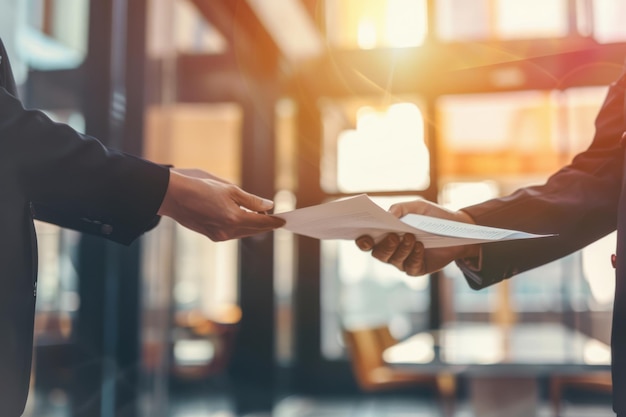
[357,69,626,288]
[1,87,284,243]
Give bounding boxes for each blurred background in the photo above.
[1,0,625,416]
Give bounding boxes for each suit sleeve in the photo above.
[0,86,170,245]
[458,69,626,290]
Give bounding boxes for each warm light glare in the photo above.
[583,338,612,365]
[383,333,435,364]
[327,0,426,49]
[385,0,427,47]
[337,103,429,192]
[173,340,215,365]
[357,20,378,49]
[439,181,499,211]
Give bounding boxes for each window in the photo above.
[318,96,432,359]
[437,0,568,41]
[324,0,428,49]
[321,98,430,193]
[144,102,243,370]
[586,0,626,43]
[437,85,611,319]
[321,196,430,359]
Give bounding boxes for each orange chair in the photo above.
[343,325,456,415]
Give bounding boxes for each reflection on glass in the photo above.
[325,0,427,49]
[323,100,430,193]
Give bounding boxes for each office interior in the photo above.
[1,0,625,416]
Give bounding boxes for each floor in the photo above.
[169,394,615,417]
[31,388,615,417]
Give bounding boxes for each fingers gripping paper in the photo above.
[273,194,552,249]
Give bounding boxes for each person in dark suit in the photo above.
[356,66,626,415]
[0,38,284,417]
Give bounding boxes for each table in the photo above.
[383,322,611,417]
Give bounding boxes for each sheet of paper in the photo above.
[273,194,552,248]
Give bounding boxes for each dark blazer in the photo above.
[0,39,170,416]
[459,67,626,413]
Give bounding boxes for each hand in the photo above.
[355,198,480,276]
[158,170,285,241]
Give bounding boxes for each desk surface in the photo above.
[383,322,611,376]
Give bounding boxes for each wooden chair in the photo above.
[550,372,612,417]
[343,325,456,414]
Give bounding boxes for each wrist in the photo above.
[158,170,185,217]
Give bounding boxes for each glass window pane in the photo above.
[321,196,430,359]
[20,0,90,72]
[321,99,430,193]
[439,181,499,314]
[324,0,427,49]
[174,0,227,54]
[436,0,569,41]
[145,103,243,184]
[437,91,561,178]
[590,0,626,43]
[510,255,575,311]
[436,0,491,41]
[582,231,617,310]
[495,0,568,40]
[559,86,608,159]
[173,226,239,316]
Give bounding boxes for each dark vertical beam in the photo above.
[230,82,279,414]
[72,0,116,414]
[73,0,148,416]
[293,96,324,392]
[423,96,442,330]
[115,1,148,415]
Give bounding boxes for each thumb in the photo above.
[231,187,274,212]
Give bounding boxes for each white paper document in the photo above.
[273,194,552,248]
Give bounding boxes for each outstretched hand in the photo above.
[158,169,285,241]
[355,198,480,276]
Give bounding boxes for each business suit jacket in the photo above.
[0,39,170,416]
[459,66,626,413]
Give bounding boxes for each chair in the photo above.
[550,372,612,417]
[343,325,456,414]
